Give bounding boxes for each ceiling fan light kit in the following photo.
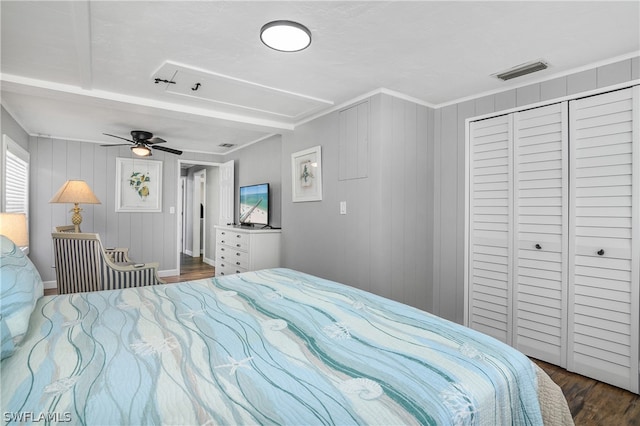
[260,20,311,52]
[131,144,151,156]
[101,130,183,157]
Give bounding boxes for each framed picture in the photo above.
[291,145,322,202]
[115,157,163,212]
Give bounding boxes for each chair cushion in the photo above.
[0,235,44,359]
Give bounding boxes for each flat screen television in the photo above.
[239,183,269,226]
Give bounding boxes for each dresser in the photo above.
[214,225,281,276]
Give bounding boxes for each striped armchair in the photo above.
[52,232,165,294]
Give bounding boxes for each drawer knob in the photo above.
[237,244,241,247]
[236,262,241,265]
[597,249,605,256]
[535,244,542,250]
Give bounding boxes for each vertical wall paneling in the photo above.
[391,97,406,303]
[438,105,459,319]
[457,101,476,324]
[403,100,418,306]
[513,103,569,367]
[432,107,442,316]
[568,86,639,393]
[28,136,225,283]
[282,93,433,312]
[468,114,513,344]
[339,101,369,181]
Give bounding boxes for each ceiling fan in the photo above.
[101,130,183,157]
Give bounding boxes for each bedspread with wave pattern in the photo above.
[2,268,543,425]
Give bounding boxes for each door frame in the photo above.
[176,160,223,275]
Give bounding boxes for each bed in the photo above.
[1,236,572,425]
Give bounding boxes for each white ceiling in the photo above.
[1,1,639,155]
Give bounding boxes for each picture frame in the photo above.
[291,145,322,202]
[115,157,163,212]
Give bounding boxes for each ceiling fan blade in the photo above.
[103,133,134,143]
[100,143,132,147]
[152,145,183,155]
[147,137,166,144]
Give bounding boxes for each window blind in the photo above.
[5,149,29,214]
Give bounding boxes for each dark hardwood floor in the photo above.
[533,359,640,425]
[43,259,640,423]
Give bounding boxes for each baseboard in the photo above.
[158,269,179,277]
[43,280,56,290]
[184,249,193,256]
[203,257,215,267]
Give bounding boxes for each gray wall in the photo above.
[1,107,29,151]
[28,136,223,283]
[226,134,283,227]
[433,56,640,324]
[281,93,435,312]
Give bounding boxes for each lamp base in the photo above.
[71,204,83,233]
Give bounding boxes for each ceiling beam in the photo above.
[71,1,93,90]
[0,74,295,133]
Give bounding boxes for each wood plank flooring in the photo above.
[533,359,640,425]
[162,253,215,283]
[43,258,640,424]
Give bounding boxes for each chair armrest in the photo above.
[102,259,166,288]
[105,247,133,263]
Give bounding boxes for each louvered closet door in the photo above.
[569,86,639,393]
[468,114,513,344]
[513,103,568,367]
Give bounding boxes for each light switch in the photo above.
[340,201,347,215]
[170,206,175,214]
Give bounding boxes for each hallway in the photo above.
[163,253,215,283]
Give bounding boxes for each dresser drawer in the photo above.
[216,247,249,269]
[215,261,247,277]
[216,229,250,252]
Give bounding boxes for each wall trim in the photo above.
[438,50,640,109]
[465,79,640,124]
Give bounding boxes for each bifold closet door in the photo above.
[468,114,513,344]
[513,103,568,367]
[569,86,639,393]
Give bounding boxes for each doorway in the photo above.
[176,159,234,277]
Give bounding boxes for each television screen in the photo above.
[239,183,269,226]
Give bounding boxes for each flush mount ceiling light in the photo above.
[260,20,311,52]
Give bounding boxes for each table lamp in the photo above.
[49,180,101,233]
[0,212,29,248]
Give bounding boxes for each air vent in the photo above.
[494,60,548,81]
[219,143,236,148]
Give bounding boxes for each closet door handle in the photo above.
[535,244,542,250]
[597,249,605,256]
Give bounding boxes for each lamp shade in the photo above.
[49,180,101,204]
[0,212,29,247]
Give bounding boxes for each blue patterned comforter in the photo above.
[2,268,543,425]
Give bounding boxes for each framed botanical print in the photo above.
[291,145,322,202]
[115,157,163,212]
